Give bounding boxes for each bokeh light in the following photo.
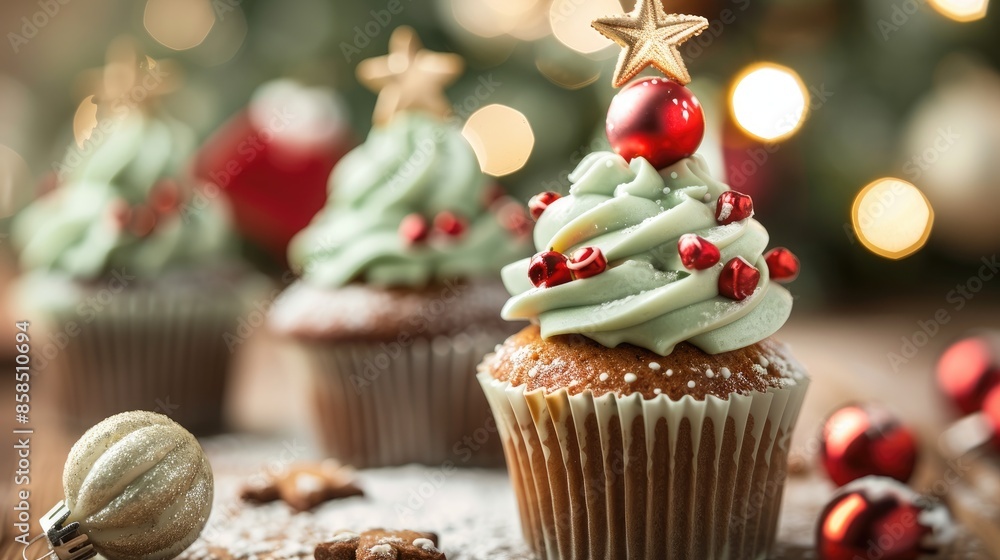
[852,178,934,260]
[143,0,216,51]
[0,145,33,219]
[73,95,100,149]
[452,0,550,41]
[462,104,535,177]
[549,0,620,54]
[730,63,809,142]
[929,0,990,22]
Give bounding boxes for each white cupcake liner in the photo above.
[36,288,242,435]
[478,366,809,560]
[305,331,509,468]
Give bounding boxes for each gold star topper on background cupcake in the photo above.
[592,0,709,87]
[356,26,464,126]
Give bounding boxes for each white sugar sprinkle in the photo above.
[705,368,715,379]
[670,172,679,179]
[662,187,672,194]
[665,369,674,376]
[624,373,637,383]
[370,544,392,554]
[687,380,696,389]
[330,532,359,543]
[599,372,609,382]
[721,367,732,379]
[758,356,770,368]
[718,202,734,221]
[703,193,712,202]
[413,538,437,551]
[648,362,661,371]
[653,388,662,395]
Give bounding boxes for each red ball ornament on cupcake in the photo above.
[819,403,918,487]
[606,78,705,170]
[677,234,720,270]
[718,257,760,301]
[567,246,607,279]
[528,191,561,221]
[816,477,954,560]
[529,251,573,288]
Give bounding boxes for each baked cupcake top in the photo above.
[13,108,233,281]
[486,324,805,399]
[501,152,797,356]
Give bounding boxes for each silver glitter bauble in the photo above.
[62,411,214,560]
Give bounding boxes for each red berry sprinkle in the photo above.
[150,180,182,215]
[765,248,800,283]
[716,191,754,225]
[677,234,721,270]
[567,246,607,279]
[495,200,533,237]
[433,211,467,237]
[718,257,760,301]
[399,213,430,245]
[528,251,573,288]
[528,192,562,221]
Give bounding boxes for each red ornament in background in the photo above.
[716,191,754,225]
[194,80,353,263]
[433,211,467,238]
[718,257,759,301]
[567,246,607,279]
[528,251,573,288]
[936,335,1000,415]
[983,386,1000,450]
[128,205,158,238]
[819,403,918,487]
[765,248,800,282]
[816,477,953,560]
[606,77,705,170]
[677,234,720,270]
[399,214,429,245]
[150,180,182,215]
[528,191,562,221]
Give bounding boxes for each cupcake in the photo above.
[477,5,809,557]
[268,28,533,468]
[11,44,256,435]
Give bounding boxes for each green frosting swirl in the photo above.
[290,113,531,288]
[501,152,793,356]
[13,110,233,280]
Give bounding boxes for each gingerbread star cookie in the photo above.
[316,529,445,560]
[240,460,364,512]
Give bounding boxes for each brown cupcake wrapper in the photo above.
[478,366,809,560]
[304,332,509,468]
[35,289,242,435]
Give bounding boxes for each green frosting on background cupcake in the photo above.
[501,152,793,356]
[290,113,531,288]
[13,110,234,280]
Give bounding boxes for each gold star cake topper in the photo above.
[356,26,464,125]
[592,0,709,87]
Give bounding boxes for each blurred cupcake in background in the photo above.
[194,79,354,264]
[10,39,260,435]
[269,27,533,468]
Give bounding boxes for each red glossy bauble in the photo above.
[606,77,705,170]
[819,403,918,487]
[765,248,800,283]
[567,246,607,279]
[718,257,759,301]
[677,234,720,270]
[433,211,467,238]
[816,477,952,560]
[936,335,1000,415]
[528,251,573,288]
